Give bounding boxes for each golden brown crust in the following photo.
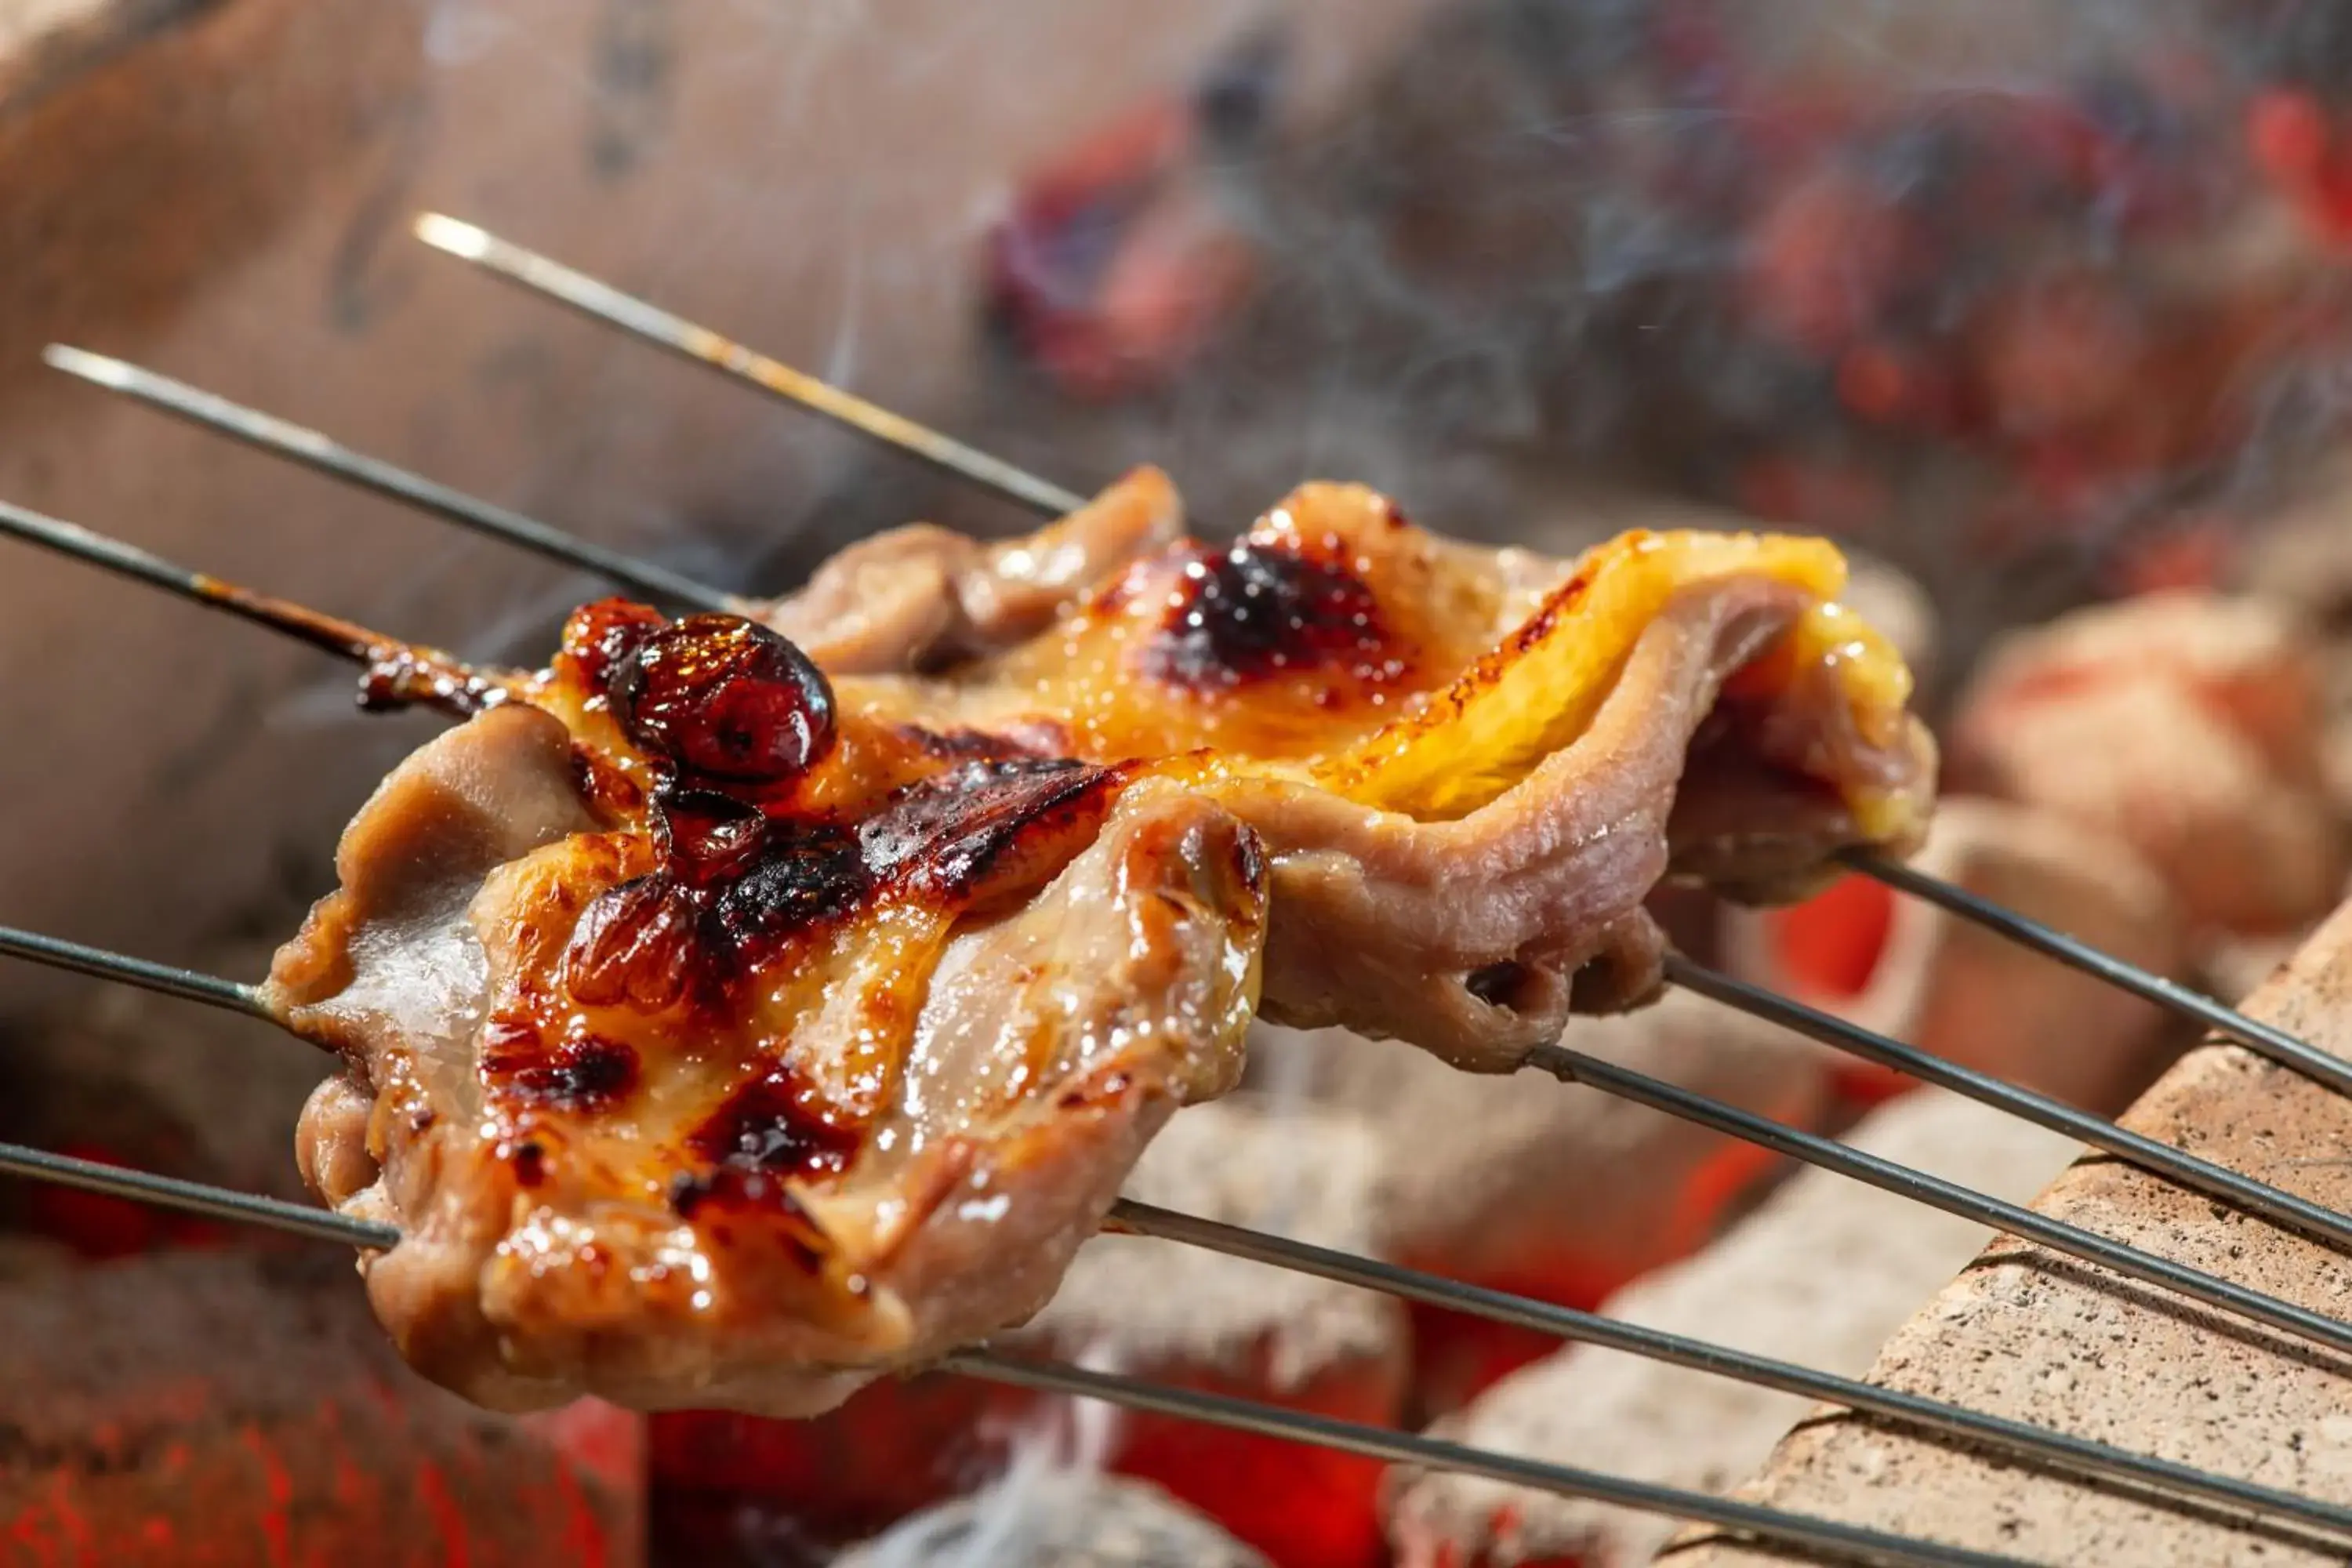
[270,470,1933,1414]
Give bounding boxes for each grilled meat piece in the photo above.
[270,470,1931,1416]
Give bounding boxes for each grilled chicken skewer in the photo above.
[256,463,1928,1416]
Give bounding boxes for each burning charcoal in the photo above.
[1000,1099,1407,1568]
[1951,592,2347,935]
[1251,991,1831,1414]
[1383,1087,2084,1568]
[652,1100,1406,1568]
[2233,452,2352,627]
[833,1472,1271,1568]
[1727,797,2187,1112]
[0,1248,641,1566]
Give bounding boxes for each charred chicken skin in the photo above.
[267,468,1933,1416]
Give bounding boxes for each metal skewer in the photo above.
[3,921,2345,1537]
[20,234,2352,1559]
[1844,848,2352,1099]
[1527,1039,2352,1360]
[0,1140,395,1250]
[1664,955,2352,1254]
[0,499,505,718]
[9,467,2352,1353]
[20,395,2350,1263]
[410,214,1091,520]
[0,925,264,1016]
[16,923,2310,1538]
[408,209,2352,1118]
[13,924,2352,1526]
[0,498,393,670]
[946,1349,2034,1568]
[42,344,734,615]
[1110,1200,2352,1540]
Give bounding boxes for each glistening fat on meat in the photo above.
[263,470,1936,1415]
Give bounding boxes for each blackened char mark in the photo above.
[666,1168,836,1274]
[686,1069,862,1183]
[1143,539,1403,693]
[706,824,872,955]
[859,758,1122,900]
[480,1017,643,1111]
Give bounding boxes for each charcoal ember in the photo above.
[649,1376,1014,1561]
[0,1248,642,1566]
[834,1472,1271,1568]
[652,1100,1406,1568]
[1726,797,2187,1113]
[1950,592,2347,935]
[1003,1099,1406,1568]
[1384,1087,2083,1568]
[1250,991,1831,1414]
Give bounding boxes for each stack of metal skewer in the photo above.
[3,214,2351,1568]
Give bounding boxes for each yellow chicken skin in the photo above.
[266,469,1933,1417]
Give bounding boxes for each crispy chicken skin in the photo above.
[270,469,1932,1414]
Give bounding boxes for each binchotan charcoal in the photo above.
[1951,591,2347,935]
[1249,992,1831,1413]
[1725,797,2187,1115]
[652,1098,1406,1568]
[833,1472,1271,1568]
[1385,1088,2083,1568]
[0,1247,643,1566]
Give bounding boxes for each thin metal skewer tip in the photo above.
[0,926,263,1016]
[409,212,1091,519]
[0,1142,395,1250]
[0,497,386,666]
[43,344,731,614]
[0,498,504,717]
